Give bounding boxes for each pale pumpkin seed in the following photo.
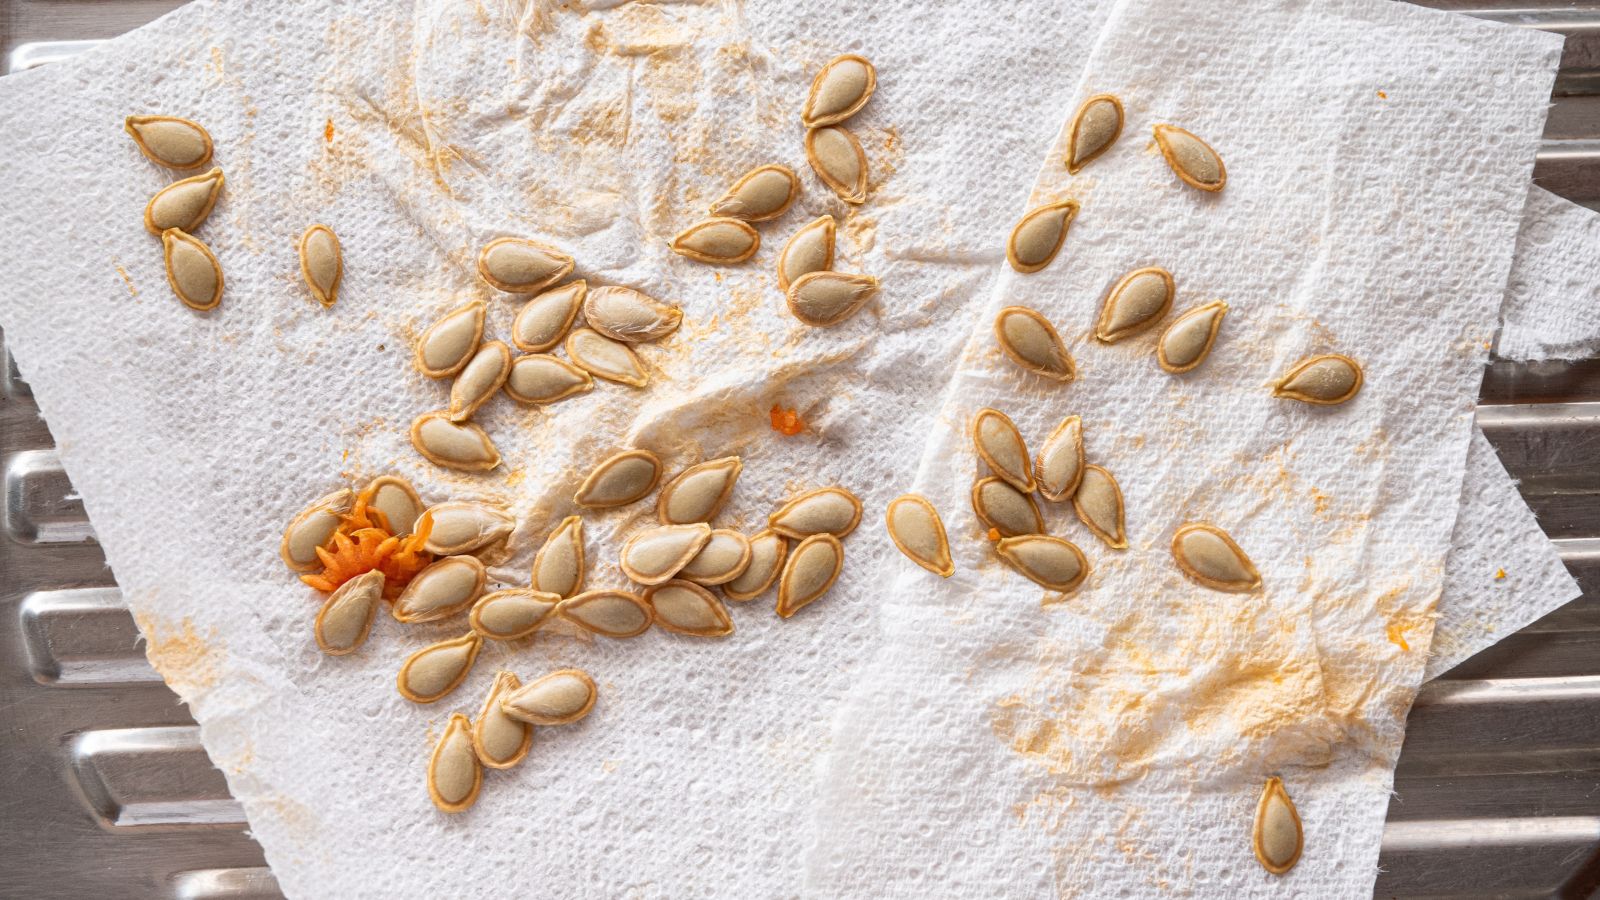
[415,302,486,379]
[1006,200,1078,274]
[469,588,560,640]
[805,126,868,204]
[710,164,800,221]
[670,217,760,265]
[618,523,712,585]
[645,580,735,636]
[1154,124,1227,192]
[777,215,836,291]
[160,228,223,311]
[786,271,879,326]
[679,529,753,586]
[995,535,1089,593]
[1073,464,1126,549]
[1157,300,1227,374]
[504,354,594,405]
[502,668,597,725]
[574,448,662,509]
[531,516,585,598]
[885,494,953,578]
[565,328,648,387]
[583,285,683,343]
[776,533,843,619]
[722,529,788,602]
[448,340,512,422]
[313,569,385,655]
[477,237,574,293]
[396,632,482,703]
[124,115,212,169]
[297,224,342,307]
[364,475,422,536]
[1252,777,1303,875]
[1095,266,1174,343]
[422,501,514,555]
[1034,415,1084,502]
[768,486,863,539]
[144,167,224,234]
[1065,94,1123,174]
[993,306,1076,382]
[970,477,1044,538]
[427,713,482,813]
[1272,354,1363,405]
[511,280,585,353]
[472,671,533,770]
[393,555,487,623]
[802,54,877,128]
[555,589,652,638]
[410,412,501,472]
[657,456,742,525]
[1171,522,1262,592]
[972,408,1036,493]
[279,487,353,572]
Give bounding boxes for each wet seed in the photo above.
[144,167,224,234]
[415,302,486,379]
[574,448,662,509]
[679,529,753,586]
[777,215,836,291]
[972,408,1035,493]
[422,501,514,556]
[555,590,652,638]
[1065,94,1123,174]
[161,228,223,311]
[657,456,742,525]
[477,237,574,293]
[313,569,385,655]
[448,340,512,422]
[885,494,953,577]
[410,412,501,472]
[1006,200,1078,274]
[504,354,594,405]
[971,476,1044,538]
[364,475,422,535]
[768,486,863,539]
[531,516,585,598]
[1157,300,1227,373]
[1096,267,1175,343]
[428,713,482,813]
[397,632,482,703]
[124,115,212,169]
[711,164,800,221]
[1154,124,1226,192]
[786,271,880,326]
[722,529,788,602]
[392,555,487,623]
[995,535,1089,593]
[802,54,877,128]
[993,306,1075,382]
[280,487,353,572]
[501,668,597,726]
[645,580,735,636]
[565,328,648,387]
[1252,777,1304,875]
[511,280,585,353]
[469,588,560,640]
[805,126,868,203]
[1073,464,1126,549]
[618,523,713,585]
[472,671,533,770]
[1272,354,1363,405]
[670,218,760,265]
[1034,415,1085,502]
[297,224,342,307]
[1171,522,1261,592]
[776,533,844,618]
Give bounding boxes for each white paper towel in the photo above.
[1497,184,1600,360]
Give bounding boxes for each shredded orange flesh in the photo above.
[986,528,1001,541]
[769,404,805,436]
[299,486,435,599]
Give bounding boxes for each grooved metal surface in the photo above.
[0,3,1598,899]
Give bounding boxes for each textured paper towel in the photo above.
[802,1,1561,896]
[1497,184,1600,360]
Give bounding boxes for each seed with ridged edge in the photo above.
[1154,124,1226,192]
[364,475,421,535]
[777,533,843,618]
[994,306,1075,382]
[723,529,787,601]
[1073,465,1126,549]
[679,529,752,586]
[670,218,760,265]
[477,237,574,293]
[472,672,533,770]
[1095,267,1174,343]
[448,340,511,422]
[1253,777,1304,875]
[416,302,485,379]
[531,516,584,598]
[566,328,648,387]
[787,271,879,326]
[1157,301,1227,374]
[711,164,800,221]
[502,668,597,726]
[469,588,560,640]
[512,280,585,353]
[314,569,384,655]
[619,523,712,585]
[428,713,482,813]
[778,215,836,291]
[297,224,342,307]
[393,555,486,624]
[645,580,735,636]
[575,449,661,509]
[410,412,500,472]
[657,457,742,525]
[422,501,513,556]
[124,115,213,169]
[805,126,868,204]
[1065,94,1123,174]
[1035,415,1084,502]
[144,167,224,234]
[802,54,877,128]
[885,494,953,577]
[972,408,1035,493]
[583,285,682,343]
[397,632,482,703]
[504,354,593,405]
[161,228,223,311]
[996,535,1089,593]
[1171,523,1261,592]
[769,487,863,539]
[280,488,353,571]
[1007,201,1078,274]
[1272,354,1363,405]
[971,477,1044,538]
[555,590,652,638]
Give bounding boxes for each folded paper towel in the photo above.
[1497,185,1600,360]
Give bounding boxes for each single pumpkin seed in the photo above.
[786,271,880,326]
[504,354,594,404]
[972,408,1036,493]
[410,412,501,472]
[477,237,574,293]
[723,530,788,601]
[885,494,953,578]
[1073,465,1127,549]
[1065,94,1123,174]
[583,285,683,343]
[364,474,422,535]
[448,340,512,422]
[993,306,1076,382]
[502,668,597,725]
[768,486,863,539]
[415,302,486,379]
[805,126,868,203]
[670,217,760,265]
[393,555,487,623]
[555,589,652,638]
[427,713,482,813]
[565,328,648,387]
[574,448,662,509]
[971,477,1044,538]
[995,535,1089,593]
[1095,266,1174,343]
[802,54,877,127]
[1172,522,1262,592]
[1006,200,1078,274]
[511,280,585,353]
[469,588,560,640]
[645,580,735,636]
[124,115,212,168]
[144,167,224,234]
[161,228,223,311]
[423,501,513,555]
[280,488,353,572]
[657,456,742,525]
[396,632,482,703]
[1157,300,1227,373]
[531,516,585,598]
[1272,354,1363,405]
[472,671,533,770]
[618,523,713,585]
[1253,777,1304,875]
[711,164,800,221]
[1154,124,1227,192]
[297,224,342,307]
[679,529,753,586]
[777,215,836,291]
[313,569,385,655]
[1034,415,1085,502]
[776,533,844,619]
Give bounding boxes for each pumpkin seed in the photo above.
[618,523,713,585]
[1095,266,1174,343]
[477,237,574,293]
[469,588,560,640]
[645,580,735,636]
[1073,465,1126,549]
[280,488,353,571]
[472,671,533,770]
[364,475,422,536]
[679,529,753,586]
[393,555,487,623]
[531,516,585,598]
[1006,200,1078,274]
[777,215,836,291]
[723,530,788,601]
[574,448,662,509]
[776,533,844,618]
[657,456,742,525]
[1065,94,1123,175]
[555,589,652,638]
[805,126,868,204]
[786,271,880,326]
[448,340,512,422]
[511,280,585,353]
[124,115,212,169]
[1171,522,1261,592]
[313,569,385,655]
[428,713,482,813]
[1157,300,1227,374]
[565,328,648,387]
[1034,415,1084,502]
[396,632,482,703]
[144,167,224,234]
[423,501,514,555]
[297,224,342,307]
[995,535,1089,593]
[415,302,486,379]
[768,486,863,539]
[160,228,223,311]
[1153,124,1226,192]
[711,164,800,221]
[502,668,597,726]
[410,412,501,472]
[670,217,761,265]
[1252,777,1303,875]
[583,285,683,343]
[972,408,1036,493]
[993,306,1075,382]
[802,54,877,127]
[971,477,1044,538]
[1272,354,1363,405]
[504,354,594,405]
[885,494,953,577]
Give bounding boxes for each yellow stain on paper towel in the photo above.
[132,612,224,698]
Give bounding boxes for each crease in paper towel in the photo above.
[1497,184,1600,360]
